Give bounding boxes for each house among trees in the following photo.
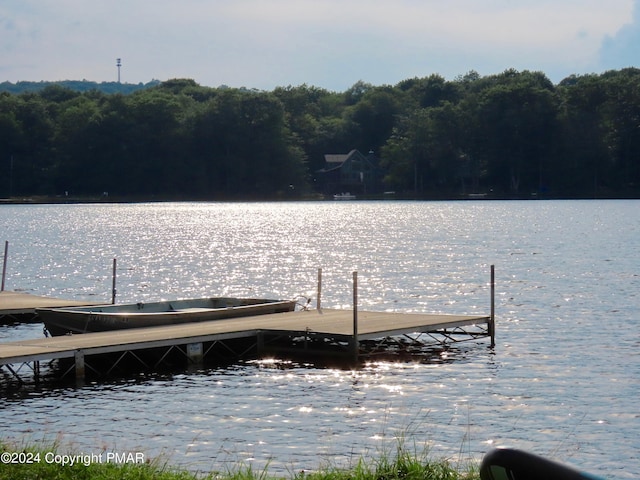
[316,149,384,195]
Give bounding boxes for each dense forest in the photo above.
[1,68,640,200]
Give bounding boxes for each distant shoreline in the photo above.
[1,193,639,205]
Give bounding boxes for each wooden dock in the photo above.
[0,267,496,383]
[0,291,104,322]
[0,308,493,383]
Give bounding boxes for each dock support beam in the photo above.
[352,271,359,363]
[489,264,495,347]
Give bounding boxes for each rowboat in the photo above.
[37,297,296,336]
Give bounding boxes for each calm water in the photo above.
[0,200,638,479]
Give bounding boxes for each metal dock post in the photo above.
[490,264,495,347]
[317,267,322,310]
[111,258,117,304]
[1,241,8,292]
[353,271,359,363]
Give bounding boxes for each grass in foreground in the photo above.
[0,440,480,480]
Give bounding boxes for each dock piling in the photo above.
[187,342,204,365]
[75,351,85,380]
[1,241,8,292]
[490,264,495,347]
[111,258,117,304]
[317,268,322,310]
[353,271,359,363]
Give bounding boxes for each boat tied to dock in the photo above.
[38,297,297,336]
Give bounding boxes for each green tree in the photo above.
[599,69,640,193]
[191,90,307,198]
[468,70,559,195]
[345,87,399,153]
[125,89,192,195]
[9,93,55,194]
[397,74,461,108]
[273,85,345,172]
[381,102,466,195]
[52,95,104,194]
[0,94,26,196]
[557,74,608,195]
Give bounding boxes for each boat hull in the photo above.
[37,297,296,336]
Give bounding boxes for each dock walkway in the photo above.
[0,291,101,322]
[0,308,493,383]
[0,267,496,383]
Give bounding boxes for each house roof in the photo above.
[324,149,359,166]
[317,149,380,174]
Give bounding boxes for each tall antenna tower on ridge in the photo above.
[116,58,122,83]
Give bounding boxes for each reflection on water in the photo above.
[0,200,639,479]
[1,358,492,473]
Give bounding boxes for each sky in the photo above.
[1,0,639,92]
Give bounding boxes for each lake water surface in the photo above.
[0,200,638,479]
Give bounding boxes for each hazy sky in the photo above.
[1,0,639,91]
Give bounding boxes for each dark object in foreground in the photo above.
[480,448,606,480]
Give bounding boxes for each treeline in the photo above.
[0,80,160,95]
[1,69,640,200]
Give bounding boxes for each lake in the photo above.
[0,200,638,479]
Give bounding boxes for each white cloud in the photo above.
[599,0,640,70]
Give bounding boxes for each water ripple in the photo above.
[0,200,638,479]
